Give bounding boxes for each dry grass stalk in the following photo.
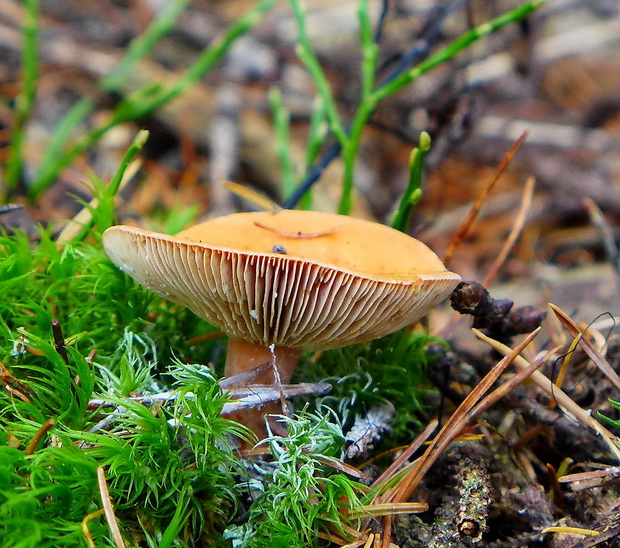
[460,331,547,423]
[350,502,427,519]
[223,180,282,212]
[550,331,583,407]
[313,456,368,480]
[97,466,125,548]
[439,171,534,341]
[81,509,105,548]
[541,525,599,538]
[443,130,529,266]
[550,303,620,392]
[380,517,391,548]
[317,529,348,546]
[25,417,56,456]
[475,327,620,459]
[388,328,540,505]
[584,197,619,273]
[355,329,540,547]
[483,175,535,286]
[348,421,438,547]
[370,419,438,491]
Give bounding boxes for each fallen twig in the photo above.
[87,382,332,413]
[558,466,620,491]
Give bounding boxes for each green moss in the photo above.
[0,232,244,546]
[301,329,436,442]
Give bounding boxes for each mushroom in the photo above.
[102,210,460,436]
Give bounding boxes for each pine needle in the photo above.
[443,130,528,265]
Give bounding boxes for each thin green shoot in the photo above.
[27,107,135,202]
[336,0,379,216]
[340,0,544,215]
[391,131,431,232]
[298,98,328,210]
[598,399,620,429]
[29,0,189,200]
[287,0,544,215]
[28,98,95,199]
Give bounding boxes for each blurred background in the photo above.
[1,0,619,319]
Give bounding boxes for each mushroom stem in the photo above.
[224,338,303,440]
[224,338,302,385]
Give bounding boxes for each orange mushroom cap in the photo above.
[102,210,460,349]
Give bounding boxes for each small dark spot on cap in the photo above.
[272,244,287,254]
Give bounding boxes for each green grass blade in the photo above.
[336,0,378,215]
[107,129,149,198]
[269,87,296,199]
[101,0,190,92]
[146,0,278,111]
[289,0,347,147]
[358,0,378,100]
[27,0,277,202]
[27,98,95,200]
[4,0,39,201]
[373,0,545,103]
[29,0,189,200]
[338,0,543,215]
